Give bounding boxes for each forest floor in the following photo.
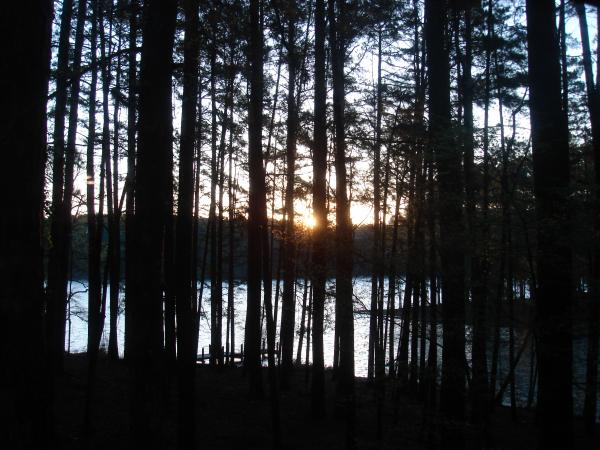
[54,354,599,449]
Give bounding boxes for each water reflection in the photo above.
[65,277,598,419]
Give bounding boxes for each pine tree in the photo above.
[129,0,177,445]
[1,1,53,446]
[526,1,573,447]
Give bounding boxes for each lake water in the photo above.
[65,277,598,419]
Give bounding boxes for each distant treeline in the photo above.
[44,215,416,280]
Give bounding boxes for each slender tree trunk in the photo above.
[226,52,236,365]
[108,19,122,360]
[280,4,299,389]
[559,0,569,124]
[209,29,222,366]
[369,27,383,383]
[215,79,231,366]
[246,0,265,396]
[399,169,415,383]
[47,0,74,373]
[467,2,489,430]
[387,177,402,376]
[84,0,112,434]
[576,4,600,432]
[425,155,438,411]
[87,0,101,357]
[66,0,88,354]
[64,0,88,355]
[227,139,236,367]
[410,274,420,390]
[329,0,355,446]
[164,106,176,369]
[330,0,354,397]
[96,0,111,355]
[306,283,313,383]
[296,277,309,365]
[525,2,573,447]
[398,275,413,383]
[175,0,200,446]
[124,0,138,361]
[195,220,211,356]
[494,46,517,420]
[248,0,282,443]
[425,1,466,446]
[192,75,203,354]
[311,0,328,415]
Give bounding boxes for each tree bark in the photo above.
[0,2,53,446]
[369,27,383,383]
[47,0,74,373]
[246,0,266,396]
[311,0,328,415]
[525,2,574,447]
[576,3,600,432]
[175,0,200,447]
[130,1,177,446]
[468,1,489,430]
[124,0,138,361]
[280,1,299,389]
[108,13,122,360]
[209,21,223,366]
[425,1,466,446]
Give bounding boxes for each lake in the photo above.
[64,277,598,419]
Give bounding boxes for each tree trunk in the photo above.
[399,168,415,383]
[164,157,176,368]
[47,0,74,373]
[329,0,355,445]
[369,27,383,383]
[209,27,222,366]
[425,1,466,446]
[175,0,200,446]
[280,3,299,389]
[1,2,53,446]
[387,176,402,376]
[130,1,177,446]
[192,75,204,357]
[246,0,265,396]
[296,277,309,365]
[576,3,600,432]
[468,1,489,430]
[227,127,236,367]
[108,17,122,360]
[124,0,138,361]
[525,2,574,447]
[311,0,328,415]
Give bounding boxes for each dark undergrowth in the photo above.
[53,354,599,449]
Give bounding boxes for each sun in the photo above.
[304,215,316,229]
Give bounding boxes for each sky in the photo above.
[58,1,599,228]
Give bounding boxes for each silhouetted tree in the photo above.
[311,0,328,416]
[1,1,53,446]
[526,1,573,447]
[175,0,201,447]
[47,0,74,373]
[129,0,177,446]
[426,0,466,446]
[280,0,299,390]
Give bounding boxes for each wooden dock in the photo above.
[196,340,281,365]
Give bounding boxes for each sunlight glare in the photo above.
[305,215,316,229]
